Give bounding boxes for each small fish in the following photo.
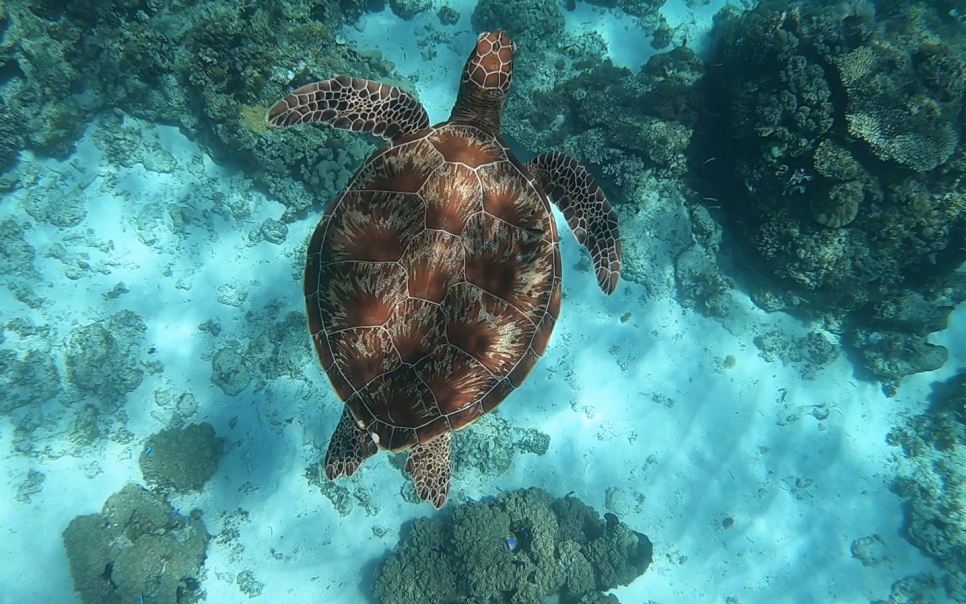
[318,44,327,51]
[495,486,504,493]
[465,496,477,503]
[144,447,152,457]
[140,595,144,604]
[173,507,180,517]
[505,538,517,551]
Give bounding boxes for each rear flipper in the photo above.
[266,75,431,142]
[405,433,452,509]
[324,407,377,480]
[527,151,622,294]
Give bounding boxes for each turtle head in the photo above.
[450,30,516,134]
[462,30,516,93]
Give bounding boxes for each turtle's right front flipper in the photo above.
[266,75,430,142]
[527,151,622,295]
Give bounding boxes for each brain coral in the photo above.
[810,180,864,228]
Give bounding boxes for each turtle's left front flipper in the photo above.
[266,75,430,142]
[527,152,622,294]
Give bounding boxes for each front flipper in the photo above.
[324,407,377,480]
[266,75,430,142]
[527,151,622,294]
[404,433,451,509]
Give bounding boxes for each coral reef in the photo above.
[888,384,966,601]
[472,0,565,44]
[389,0,431,21]
[62,484,209,604]
[208,307,314,398]
[0,328,60,414]
[0,314,142,460]
[372,488,652,604]
[846,272,966,394]
[873,574,945,604]
[506,45,704,201]
[451,413,551,477]
[837,42,961,172]
[0,0,397,219]
[0,100,22,171]
[700,0,966,391]
[211,342,252,397]
[1,0,960,400]
[437,5,460,26]
[139,422,225,493]
[754,329,841,379]
[64,309,147,410]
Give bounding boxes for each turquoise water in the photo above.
[1,0,965,603]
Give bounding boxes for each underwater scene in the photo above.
[1,0,965,602]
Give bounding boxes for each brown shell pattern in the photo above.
[306,123,561,451]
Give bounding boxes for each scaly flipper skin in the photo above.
[526,151,622,294]
[404,433,451,509]
[324,407,377,479]
[266,75,430,142]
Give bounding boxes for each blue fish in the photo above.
[144,447,152,457]
[495,486,504,493]
[506,538,517,551]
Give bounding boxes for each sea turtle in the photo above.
[267,30,621,508]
